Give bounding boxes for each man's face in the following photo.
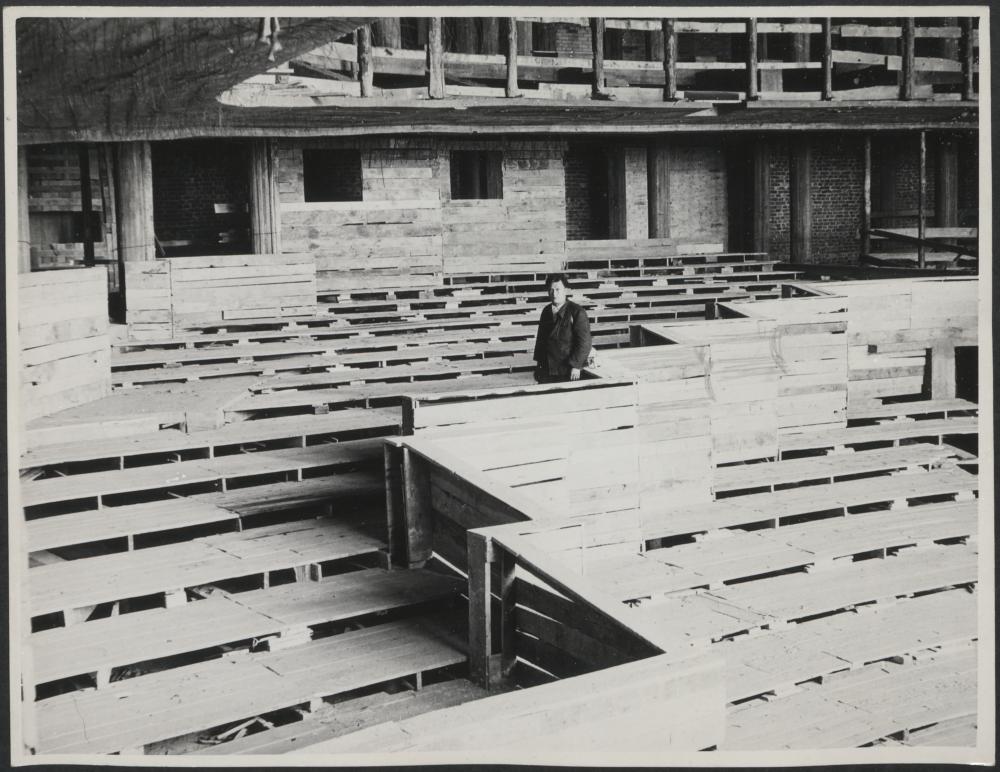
[548,280,567,307]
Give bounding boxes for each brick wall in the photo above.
[151,140,251,253]
[564,148,607,240]
[766,138,791,262]
[809,135,864,264]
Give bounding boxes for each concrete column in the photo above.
[115,141,155,262]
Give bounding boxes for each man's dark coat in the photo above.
[533,299,592,379]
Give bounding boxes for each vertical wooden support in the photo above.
[590,18,608,98]
[961,17,976,101]
[467,531,493,689]
[17,146,31,273]
[662,19,678,101]
[373,18,401,48]
[115,141,155,262]
[401,448,433,567]
[78,145,95,267]
[791,18,811,64]
[821,18,833,100]
[917,130,927,269]
[751,137,770,253]
[931,343,957,399]
[789,138,811,264]
[862,134,872,256]
[427,18,446,99]
[481,18,500,55]
[497,547,517,688]
[383,441,406,567]
[249,139,280,255]
[745,18,759,101]
[357,24,374,97]
[901,18,916,101]
[936,134,959,227]
[647,142,670,238]
[607,149,627,239]
[505,18,520,97]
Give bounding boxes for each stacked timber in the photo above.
[19,268,110,423]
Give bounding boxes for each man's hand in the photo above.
[569,368,581,381]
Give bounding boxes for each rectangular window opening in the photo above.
[303,149,363,203]
[449,150,503,201]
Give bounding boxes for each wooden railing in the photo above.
[283,16,979,104]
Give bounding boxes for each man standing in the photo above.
[533,273,592,383]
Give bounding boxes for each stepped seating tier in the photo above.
[28,517,387,621]
[35,613,467,755]
[31,568,463,689]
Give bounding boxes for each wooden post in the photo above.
[401,448,433,567]
[467,531,493,689]
[662,19,678,101]
[427,18,446,99]
[78,145,95,267]
[481,18,500,55]
[821,18,833,100]
[961,17,976,101]
[751,137,770,253]
[373,18,401,48]
[647,142,670,238]
[17,146,31,273]
[789,138,811,263]
[249,139,280,255]
[115,141,155,262]
[357,24,374,97]
[607,149,627,239]
[505,18,520,97]
[862,134,872,256]
[497,547,517,688]
[936,134,958,227]
[590,17,608,98]
[918,130,926,268]
[901,18,916,101]
[745,18,759,101]
[931,343,957,398]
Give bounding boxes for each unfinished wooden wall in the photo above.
[125,253,317,339]
[19,268,110,422]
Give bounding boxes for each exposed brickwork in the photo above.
[766,138,791,263]
[809,135,864,264]
[151,140,251,252]
[669,143,728,245]
[564,148,607,240]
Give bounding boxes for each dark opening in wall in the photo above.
[449,150,503,200]
[303,149,363,202]
[151,140,251,256]
[955,346,978,403]
[564,147,611,240]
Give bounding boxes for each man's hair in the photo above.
[544,273,571,290]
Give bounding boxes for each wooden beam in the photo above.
[662,19,678,101]
[505,18,520,98]
[646,142,670,238]
[114,141,154,262]
[590,18,608,98]
[249,139,279,254]
[918,130,927,268]
[821,18,833,100]
[466,530,493,689]
[789,138,811,263]
[357,24,374,97]
[402,448,433,567]
[78,145,95,267]
[862,134,872,256]
[17,146,31,273]
[745,17,759,100]
[427,18,446,99]
[936,134,959,228]
[497,547,516,689]
[961,17,976,100]
[901,18,916,100]
[751,137,770,253]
